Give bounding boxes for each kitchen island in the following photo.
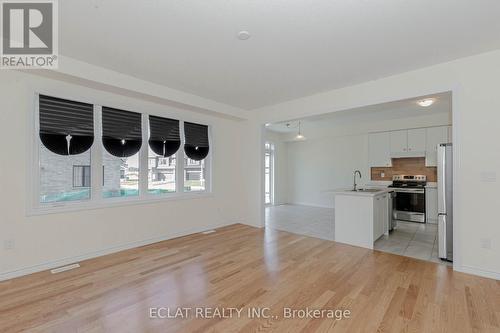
[333,188,392,249]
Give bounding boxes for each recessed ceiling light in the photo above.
[265,123,271,127]
[417,98,436,107]
[237,31,251,40]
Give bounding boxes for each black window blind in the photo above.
[149,115,180,157]
[184,122,209,161]
[102,107,142,157]
[39,95,94,155]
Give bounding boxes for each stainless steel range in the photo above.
[389,175,427,223]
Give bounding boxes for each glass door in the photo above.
[264,142,275,205]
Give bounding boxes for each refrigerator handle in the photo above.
[438,214,447,259]
[437,145,446,214]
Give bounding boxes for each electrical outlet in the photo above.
[480,171,496,183]
[381,172,385,178]
[480,238,491,250]
[4,239,15,250]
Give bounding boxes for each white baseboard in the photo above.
[244,222,264,229]
[455,264,500,281]
[0,221,239,282]
[288,202,334,209]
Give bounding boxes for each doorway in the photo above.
[262,92,454,266]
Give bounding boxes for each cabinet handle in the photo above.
[408,148,412,151]
[403,148,407,151]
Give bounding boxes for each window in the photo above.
[183,122,209,192]
[148,148,176,194]
[147,115,180,194]
[101,107,142,198]
[73,166,91,188]
[184,158,206,191]
[102,151,139,198]
[38,95,94,203]
[40,146,92,203]
[34,93,211,212]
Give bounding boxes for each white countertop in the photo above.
[330,188,394,197]
[365,181,391,187]
[367,181,438,188]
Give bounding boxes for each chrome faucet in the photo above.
[353,170,362,191]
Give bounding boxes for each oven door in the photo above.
[393,188,426,223]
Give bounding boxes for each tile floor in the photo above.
[265,204,334,241]
[265,204,451,266]
[374,220,451,266]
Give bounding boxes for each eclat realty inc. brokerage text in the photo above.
[149,307,351,320]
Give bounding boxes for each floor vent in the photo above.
[202,230,216,234]
[50,263,80,274]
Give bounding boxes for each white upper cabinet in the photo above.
[390,130,408,155]
[390,128,426,156]
[407,128,426,152]
[369,126,452,166]
[425,126,448,166]
[368,132,391,167]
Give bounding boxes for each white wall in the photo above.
[253,49,500,280]
[0,70,249,280]
[283,112,451,208]
[287,134,369,208]
[264,130,288,205]
[3,48,500,282]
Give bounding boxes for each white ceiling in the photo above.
[60,1,500,110]
[267,92,451,133]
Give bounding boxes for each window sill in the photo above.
[27,191,214,216]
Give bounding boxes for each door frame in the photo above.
[258,85,463,275]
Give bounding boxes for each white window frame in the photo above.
[28,92,213,216]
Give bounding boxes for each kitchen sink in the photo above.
[350,188,381,192]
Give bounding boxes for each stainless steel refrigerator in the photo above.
[437,143,453,261]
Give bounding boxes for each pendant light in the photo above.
[295,121,305,140]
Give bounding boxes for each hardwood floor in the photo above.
[1,224,499,332]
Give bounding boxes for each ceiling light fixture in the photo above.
[265,123,271,127]
[237,31,251,40]
[295,121,305,140]
[417,98,436,107]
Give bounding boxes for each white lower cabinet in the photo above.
[335,192,390,249]
[373,194,388,240]
[426,187,438,224]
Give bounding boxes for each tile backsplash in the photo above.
[371,157,437,182]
